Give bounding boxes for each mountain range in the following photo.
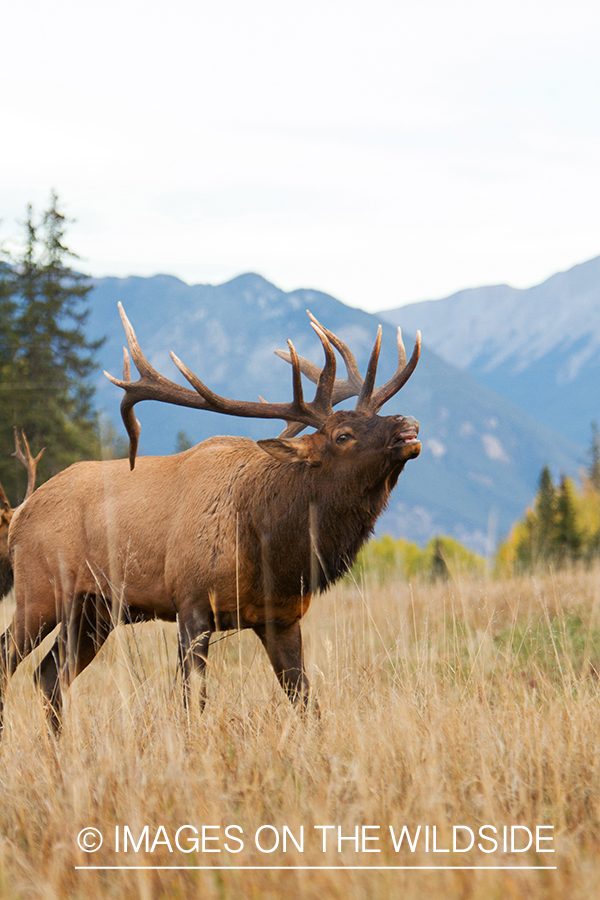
[380,256,600,448]
[86,270,588,554]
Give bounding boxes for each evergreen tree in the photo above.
[0,250,18,447]
[505,468,557,571]
[554,475,582,563]
[0,193,104,502]
[533,465,557,562]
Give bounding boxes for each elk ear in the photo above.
[257,435,324,466]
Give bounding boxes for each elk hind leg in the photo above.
[0,612,58,737]
[34,594,114,734]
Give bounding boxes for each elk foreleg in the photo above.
[178,611,212,714]
[253,619,312,711]
[34,595,114,735]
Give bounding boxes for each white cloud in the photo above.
[427,439,447,459]
[481,434,511,463]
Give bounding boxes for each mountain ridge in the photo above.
[380,256,600,445]
[87,272,584,553]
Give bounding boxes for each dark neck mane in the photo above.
[247,459,402,597]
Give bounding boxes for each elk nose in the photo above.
[398,416,418,432]
[391,417,420,447]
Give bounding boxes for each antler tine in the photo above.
[370,329,421,412]
[287,340,307,412]
[276,313,420,413]
[310,324,336,416]
[171,341,304,422]
[274,343,310,439]
[0,482,10,513]
[118,302,157,381]
[277,421,306,439]
[307,311,363,393]
[105,303,215,468]
[274,348,322,384]
[245,327,335,439]
[12,428,45,501]
[355,326,382,411]
[170,336,334,437]
[262,342,309,439]
[275,311,362,405]
[395,326,407,370]
[122,344,133,383]
[107,305,207,413]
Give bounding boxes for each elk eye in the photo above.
[336,432,352,445]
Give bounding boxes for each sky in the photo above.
[2,0,600,312]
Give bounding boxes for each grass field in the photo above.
[0,564,599,899]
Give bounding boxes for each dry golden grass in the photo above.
[0,564,599,899]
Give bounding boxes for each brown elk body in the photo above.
[1,308,420,732]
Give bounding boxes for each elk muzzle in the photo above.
[389,417,421,461]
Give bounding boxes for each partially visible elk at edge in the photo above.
[1,306,421,733]
[0,430,44,598]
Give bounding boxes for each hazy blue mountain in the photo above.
[87,273,584,553]
[380,257,600,447]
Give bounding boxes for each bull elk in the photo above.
[1,306,421,732]
[0,430,44,598]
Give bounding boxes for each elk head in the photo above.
[105,304,421,475]
[0,428,45,519]
[11,428,45,503]
[0,430,44,598]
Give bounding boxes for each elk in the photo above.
[1,306,421,732]
[0,430,44,598]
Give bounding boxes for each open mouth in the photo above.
[400,431,419,443]
[394,428,419,444]
[391,428,420,448]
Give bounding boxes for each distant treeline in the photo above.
[352,534,486,583]
[496,425,600,575]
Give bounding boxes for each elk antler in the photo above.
[275,313,364,405]
[275,311,420,414]
[12,429,45,501]
[105,304,339,468]
[105,307,217,467]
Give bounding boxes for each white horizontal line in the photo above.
[75,865,558,871]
